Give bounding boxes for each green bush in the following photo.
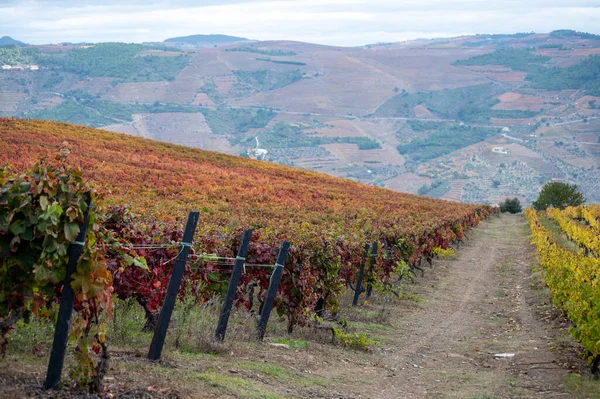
[499,197,522,214]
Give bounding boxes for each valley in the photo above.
[1,31,599,204]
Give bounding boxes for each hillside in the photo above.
[0,118,484,236]
[0,31,599,204]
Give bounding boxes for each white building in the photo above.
[1,65,11,70]
[492,146,510,154]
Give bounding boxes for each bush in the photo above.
[499,198,522,213]
[532,182,585,211]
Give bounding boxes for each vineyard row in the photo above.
[524,207,600,376]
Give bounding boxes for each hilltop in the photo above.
[0,30,598,204]
[0,36,28,46]
[163,33,249,48]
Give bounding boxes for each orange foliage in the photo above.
[0,118,493,325]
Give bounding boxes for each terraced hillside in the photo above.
[1,31,599,204]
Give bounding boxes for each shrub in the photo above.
[499,198,522,213]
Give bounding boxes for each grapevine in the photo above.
[525,207,600,369]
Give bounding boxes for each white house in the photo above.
[492,146,509,154]
[29,65,39,71]
[1,65,11,70]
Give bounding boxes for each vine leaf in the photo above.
[64,222,80,242]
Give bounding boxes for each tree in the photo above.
[532,182,585,210]
[499,197,522,213]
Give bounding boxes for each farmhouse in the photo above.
[1,65,11,70]
[492,146,510,154]
[29,65,39,71]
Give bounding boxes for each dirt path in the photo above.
[319,214,583,398]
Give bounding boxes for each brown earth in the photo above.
[2,214,597,398]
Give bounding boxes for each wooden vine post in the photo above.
[257,241,290,341]
[44,193,92,390]
[147,211,199,361]
[366,241,378,299]
[352,243,370,306]
[215,229,253,341]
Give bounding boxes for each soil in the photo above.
[1,214,596,398]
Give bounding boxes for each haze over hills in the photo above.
[0,30,599,204]
[0,36,28,46]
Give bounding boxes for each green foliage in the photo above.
[327,136,381,150]
[25,96,201,127]
[532,182,586,211]
[41,43,189,82]
[397,125,499,162]
[255,122,381,150]
[41,72,64,89]
[0,159,94,316]
[408,120,446,132]
[271,337,309,349]
[233,69,303,91]
[453,47,550,73]
[333,328,380,351]
[198,79,224,104]
[417,180,449,198]
[527,55,600,96]
[202,107,277,137]
[538,44,565,50]
[375,83,522,123]
[225,47,297,56]
[550,30,600,40]
[24,100,119,127]
[0,46,39,65]
[499,197,522,214]
[463,32,534,47]
[255,57,306,66]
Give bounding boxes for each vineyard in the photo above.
[525,205,600,376]
[0,117,495,392]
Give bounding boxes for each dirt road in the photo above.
[314,214,586,398]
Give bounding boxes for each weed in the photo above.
[271,337,309,349]
[333,328,380,351]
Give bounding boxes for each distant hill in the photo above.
[0,36,28,46]
[1,31,599,205]
[164,34,247,46]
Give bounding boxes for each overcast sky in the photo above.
[1,0,600,46]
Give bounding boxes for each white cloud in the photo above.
[1,0,600,45]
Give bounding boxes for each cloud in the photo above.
[1,0,599,46]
